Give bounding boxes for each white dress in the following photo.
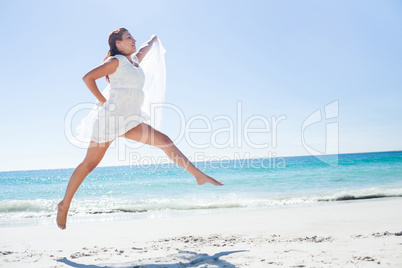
[91,54,149,143]
[75,39,166,145]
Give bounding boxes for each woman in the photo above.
[57,27,223,230]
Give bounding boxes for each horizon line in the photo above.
[1,149,401,173]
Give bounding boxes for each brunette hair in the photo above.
[104,27,128,81]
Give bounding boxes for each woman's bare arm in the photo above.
[82,59,119,105]
[135,35,158,64]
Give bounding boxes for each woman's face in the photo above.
[116,31,137,55]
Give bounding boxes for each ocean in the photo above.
[1,151,401,227]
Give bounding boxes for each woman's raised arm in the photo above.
[135,35,158,64]
[82,59,119,105]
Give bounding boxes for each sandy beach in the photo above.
[1,197,401,267]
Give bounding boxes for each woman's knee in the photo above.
[157,133,173,148]
[79,161,99,174]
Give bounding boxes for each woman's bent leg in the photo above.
[57,140,113,229]
[122,123,223,186]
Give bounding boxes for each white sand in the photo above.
[1,197,401,267]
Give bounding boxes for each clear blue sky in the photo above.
[1,0,401,171]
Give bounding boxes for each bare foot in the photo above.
[196,174,224,186]
[57,200,69,230]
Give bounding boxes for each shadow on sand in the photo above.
[57,249,247,268]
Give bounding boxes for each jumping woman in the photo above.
[57,27,223,230]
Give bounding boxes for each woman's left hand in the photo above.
[150,35,158,44]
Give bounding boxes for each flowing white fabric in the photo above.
[137,39,166,131]
[73,39,166,145]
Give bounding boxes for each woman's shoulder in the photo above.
[105,54,126,63]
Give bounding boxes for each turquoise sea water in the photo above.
[1,151,402,227]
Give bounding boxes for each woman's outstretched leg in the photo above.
[122,123,223,186]
[57,140,113,229]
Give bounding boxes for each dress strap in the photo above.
[104,56,114,63]
[132,55,139,64]
[105,54,126,62]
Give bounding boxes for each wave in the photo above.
[321,194,402,201]
[1,187,402,219]
[316,187,402,201]
[0,199,57,213]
